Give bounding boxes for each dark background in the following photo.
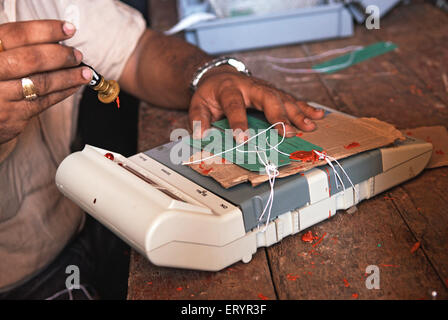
[75,0,148,299]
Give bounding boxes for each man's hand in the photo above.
[0,20,93,145]
[120,30,325,139]
[189,68,325,140]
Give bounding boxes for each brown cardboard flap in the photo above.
[188,113,405,189]
[403,126,448,169]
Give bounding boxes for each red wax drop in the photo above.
[202,168,213,175]
[105,153,114,161]
[410,241,421,253]
[301,231,315,243]
[287,274,298,281]
[258,293,269,300]
[344,142,360,150]
[290,150,317,162]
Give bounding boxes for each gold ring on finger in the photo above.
[21,77,39,101]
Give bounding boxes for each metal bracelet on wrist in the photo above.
[190,57,251,92]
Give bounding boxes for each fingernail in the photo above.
[73,49,83,63]
[193,128,202,140]
[82,68,93,81]
[235,132,248,144]
[304,118,312,125]
[63,22,76,36]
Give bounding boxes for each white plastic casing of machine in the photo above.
[55,131,432,271]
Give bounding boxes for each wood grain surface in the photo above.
[127,0,448,300]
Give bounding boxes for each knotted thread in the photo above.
[313,150,359,202]
[253,148,280,232]
[184,122,287,231]
[183,124,359,232]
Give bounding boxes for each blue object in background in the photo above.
[177,0,354,55]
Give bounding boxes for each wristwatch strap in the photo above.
[190,57,251,92]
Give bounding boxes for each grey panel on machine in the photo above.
[145,135,385,231]
[324,148,383,196]
[145,141,311,232]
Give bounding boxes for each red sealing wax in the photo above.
[105,153,115,161]
[344,142,360,150]
[290,150,318,162]
[301,231,315,243]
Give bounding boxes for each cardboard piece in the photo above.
[188,113,405,189]
[188,116,323,173]
[403,126,448,169]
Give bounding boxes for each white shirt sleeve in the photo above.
[16,0,147,80]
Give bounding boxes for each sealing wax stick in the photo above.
[80,62,120,105]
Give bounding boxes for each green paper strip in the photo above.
[189,115,323,173]
[312,41,398,74]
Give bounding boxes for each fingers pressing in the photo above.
[296,101,325,120]
[218,87,249,143]
[284,101,317,132]
[250,84,296,137]
[189,97,212,140]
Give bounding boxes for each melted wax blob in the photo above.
[344,142,360,150]
[290,150,318,162]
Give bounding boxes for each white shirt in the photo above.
[0,0,146,291]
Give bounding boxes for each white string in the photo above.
[254,148,280,232]
[268,48,363,74]
[262,139,290,157]
[247,45,364,64]
[183,125,359,231]
[45,284,94,300]
[313,150,359,202]
[182,122,287,165]
[183,122,287,231]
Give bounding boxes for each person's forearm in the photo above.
[120,29,220,109]
[119,29,325,136]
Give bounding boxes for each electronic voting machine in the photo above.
[55,105,432,271]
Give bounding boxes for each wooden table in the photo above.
[127,0,448,300]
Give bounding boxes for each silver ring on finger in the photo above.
[21,77,39,101]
